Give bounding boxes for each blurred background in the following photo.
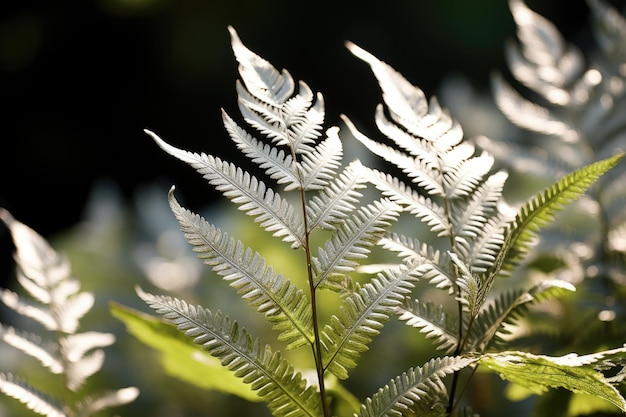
[0,1,606,416]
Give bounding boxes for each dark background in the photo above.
[0,0,592,280]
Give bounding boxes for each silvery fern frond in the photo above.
[321,264,420,380]
[357,356,477,417]
[396,298,458,354]
[167,188,314,349]
[378,233,455,292]
[148,131,306,248]
[0,209,138,415]
[305,160,368,231]
[312,198,401,291]
[137,288,323,417]
[486,0,626,249]
[0,373,65,417]
[342,42,511,274]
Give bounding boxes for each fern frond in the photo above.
[230,26,324,154]
[0,210,95,334]
[357,356,477,417]
[0,208,137,414]
[378,233,455,292]
[148,130,305,248]
[297,127,343,191]
[0,373,66,417]
[313,198,401,290]
[228,26,294,107]
[343,116,444,196]
[345,43,463,153]
[397,299,458,354]
[305,160,368,231]
[137,288,322,417]
[222,109,299,191]
[507,0,586,106]
[321,264,420,379]
[466,279,575,352]
[0,325,62,374]
[168,189,314,349]
[491,153,623,277]
[75,387,140,417]
[362,166,449,237]
[491,72,579,141]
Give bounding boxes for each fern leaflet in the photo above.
[137,288,322,417]
[168,188,314,349]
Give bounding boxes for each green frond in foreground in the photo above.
[147,130,305,248]
[167,188,314,349]
[479,348,626,412]
[490,153,624,277]
[358,356,477,417]
[137,288,322,417]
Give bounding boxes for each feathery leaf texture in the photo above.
[358,356,477,417]
[0,208,138,415]
[0,373,66,417]
[465,279,575,352]
[397,298,458,354]
[321,264,420,380]
[343,41,513,282]
[167,188,314,349]
[132,15,626,417]
[137,288,322,417]
[312,198,401,290]
[148,130,306,248]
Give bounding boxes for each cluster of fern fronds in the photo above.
[2,1,626,417]
[118,2,626,415]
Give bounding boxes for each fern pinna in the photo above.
[0,209,139,417]
[129,24,626,417]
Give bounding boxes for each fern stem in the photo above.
[440,166,465,416]
[292,148,330,417]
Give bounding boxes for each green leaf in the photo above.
[479,350,626,412]
[492,153,624,277]
[110,302,260,402]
